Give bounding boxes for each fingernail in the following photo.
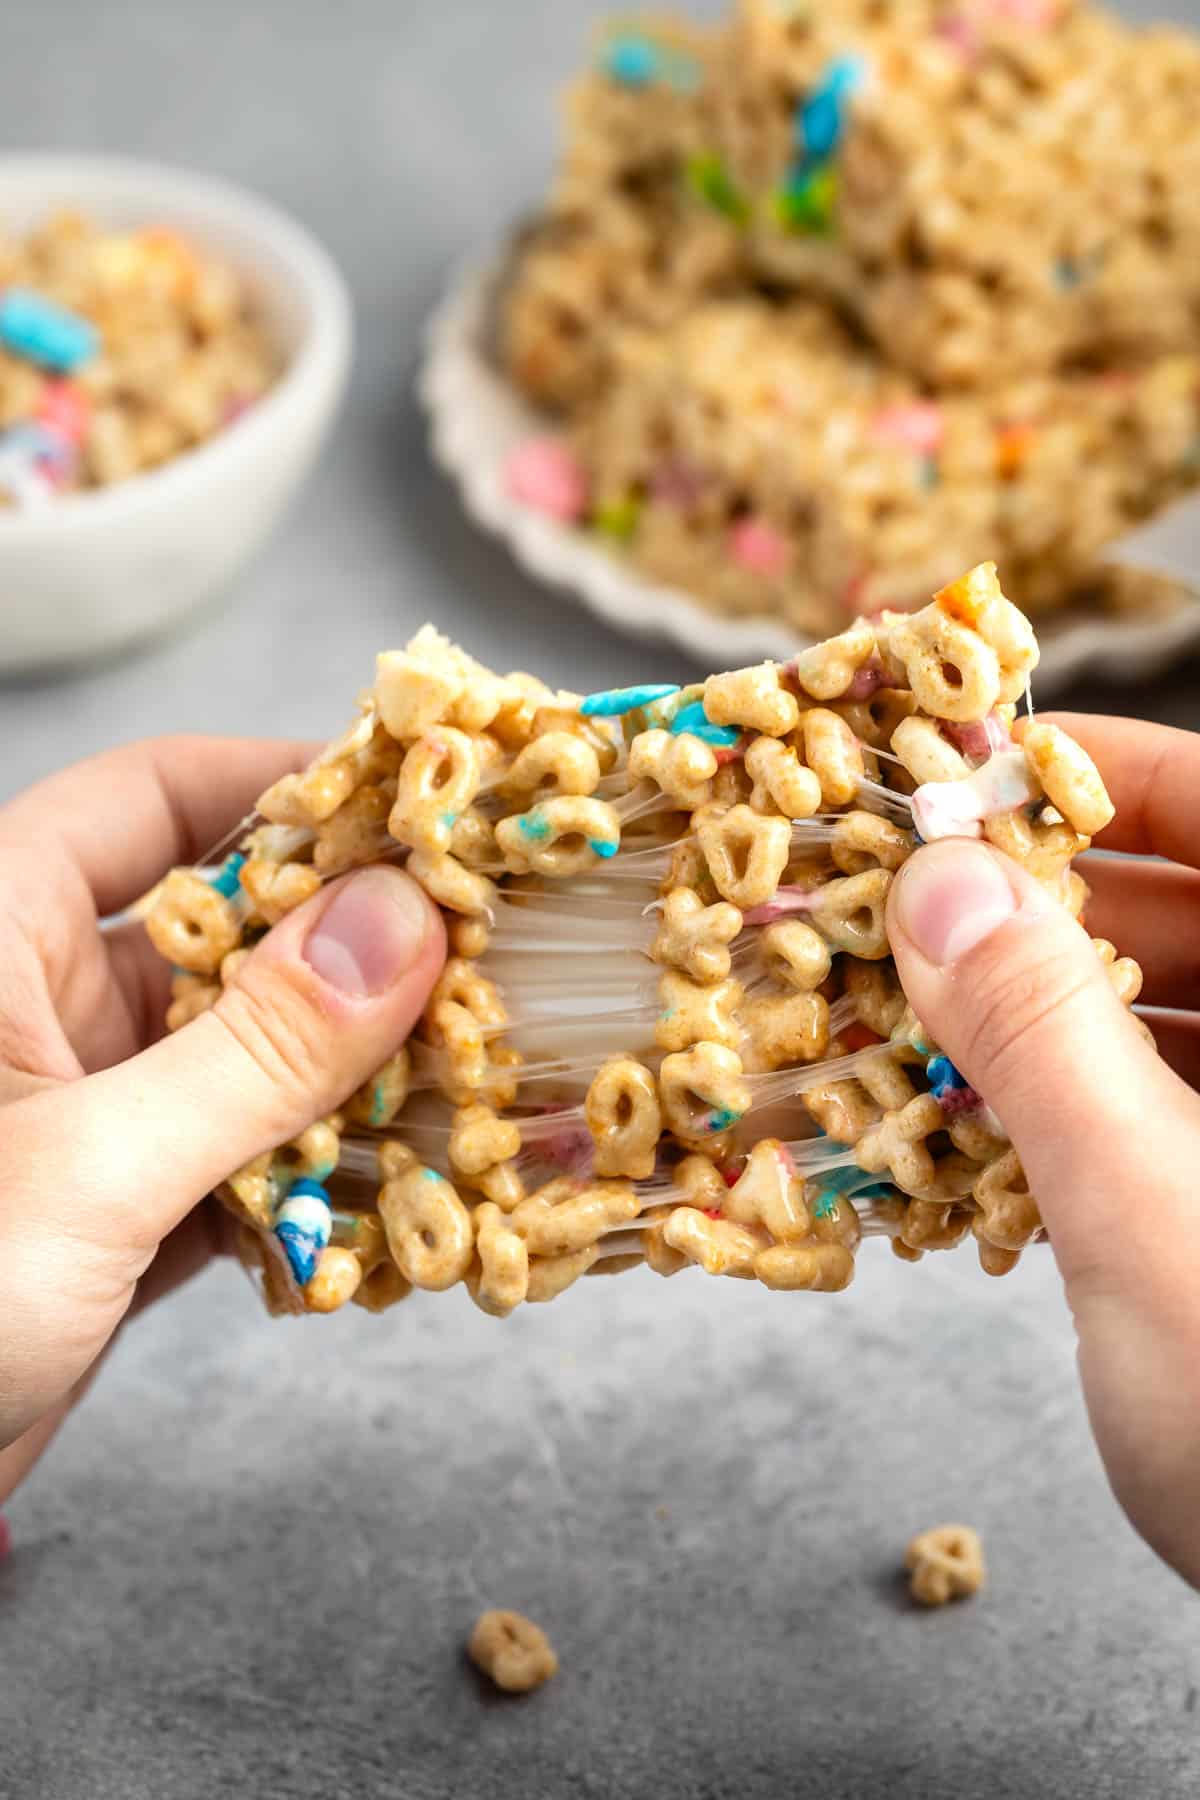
[893,840,1019,967]
[304,870,430,997]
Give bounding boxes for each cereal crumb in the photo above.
[904,1523,985,1607]
[468,1609,559,1693]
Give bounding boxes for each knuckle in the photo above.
[211,968,334,1125]
[956,940,1097,1095]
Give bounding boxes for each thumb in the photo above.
[9,866,445,1258]
[885,838,1195,1291]
[888,839,1200,1585]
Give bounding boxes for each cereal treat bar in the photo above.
[717,0,1200,387]
[502,14,745,413]
[0,210,277,507]
[564,300,1200,634]
[147,565,1144,1320]
[504,3,1200,396]
[498,5,1200,627]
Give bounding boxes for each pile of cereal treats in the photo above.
[148,566,1143,1320]
[500,0,1200,634]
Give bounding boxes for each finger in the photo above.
[886,838,1200,1291]
[0,735,314,918]
[3,866,446,1263]
[127,1200,237,1318]
[1138,1010,1200,1093]
[1080,855,1200,1010]
[888,839,1200,1587]
[1034,713,1200,868]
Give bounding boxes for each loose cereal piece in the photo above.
[585,1057,662,1179]
[905,1525,986,1607]
[704,662,799,737]
[468,1610,558,1693]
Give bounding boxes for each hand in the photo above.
[0,738,444,1502]
[886,713,1200,1589]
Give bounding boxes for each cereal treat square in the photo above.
[501,13,743,412]
[564,299,1200,634]
[147,565,1143,1320]
[713,0,1200,386]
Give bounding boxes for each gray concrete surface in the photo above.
[2,2,1199,1795]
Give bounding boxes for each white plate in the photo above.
[419,249,1200,692]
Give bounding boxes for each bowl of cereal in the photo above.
[0,154,352,673]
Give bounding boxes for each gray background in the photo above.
[2,2,1199,1796]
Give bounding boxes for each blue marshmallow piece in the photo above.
[603,35,661,86]
[668,699,742,748]
[796,54,867,159]
[274,1180,333,1287]
[926,1053,968,1100]
[209,852,247,898]
[579,683,680,717]
[0,288,98,373]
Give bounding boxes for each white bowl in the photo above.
[0,153,352,674]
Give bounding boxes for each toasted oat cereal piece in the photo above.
[905,1525,986,1608]
[704,662,799,737]
[1021,721,1115,837]
[468,1610,558,1693]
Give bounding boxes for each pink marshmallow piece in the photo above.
[944,709,1016,763]
[935,13,980,60]
[729,516,790,578]
[0,1514,11,1561]
[505,438,588,524]
[988,0,1058,26]
[742,885,821,926]
[870,402,945,457]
